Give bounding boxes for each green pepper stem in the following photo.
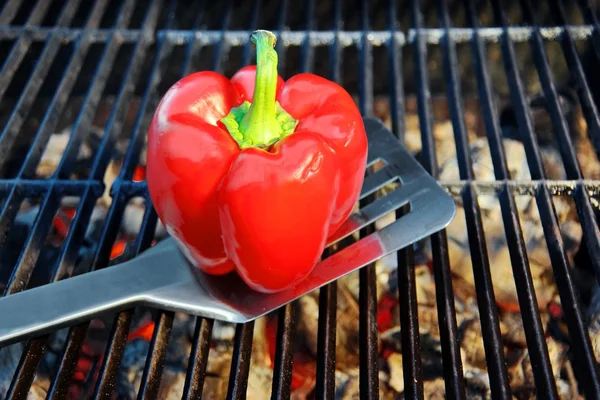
[238,30,279,143]
[220,30,298,149]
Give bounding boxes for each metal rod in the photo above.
[0,0,25,25]
[387,0,404,142]
[549,0,600,160]
[47,323,89,399]
[182,317,214,400]
[576,0,600,60]
[437,1,512,397]
[465,1,560,397]
[315,280,337,398]
[358,2,378,398]
[2,1,600,399]
[6,336,47,399]
[411,1,466,398]
[0,0,51,103]
[396,205,424,400]
[271,303,297,400]
[136,311,174,400]
[226,322,255,400]
[92,310,134,398]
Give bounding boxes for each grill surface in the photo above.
[1,0,600,399]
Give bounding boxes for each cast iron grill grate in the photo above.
[1,0,600,398]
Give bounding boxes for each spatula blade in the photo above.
[0,117,455,346]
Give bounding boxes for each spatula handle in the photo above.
[0,239,182,346]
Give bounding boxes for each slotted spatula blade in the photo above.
[0,118,456,346]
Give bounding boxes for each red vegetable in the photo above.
[146,30,367,293]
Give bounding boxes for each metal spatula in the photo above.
[0,118,456,347]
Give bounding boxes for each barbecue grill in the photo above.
[1,0,600,398]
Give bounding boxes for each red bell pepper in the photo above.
[146,30,367,293]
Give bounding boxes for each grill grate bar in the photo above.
[4,187,61,295]
[465,0,560,397]
[181,8,204,77]
[137,311,174,400]
[430,232,466,399]
[521,0,582,180]
[212,0,234,79]
[270,303,297,400]
[43,1,166,397]
[463,0,508,181]
[182,318,214,400]
[411,1,466,399]
[4,0,109,294]
[396,251,423,399]
[0,0,52,102]
[523,0,600,364]
[577,0,600,60]
[358,1,379,398]
[46,323,88,399]
[0,11,105,263]
[411,0,436,177]
[359,263,379,399]
[86,2,180,397]
[545,0,600,292]
[550,0,600,160]
[359,0,373,118]
[535,187,600,397]
[6,335,46,399]
[2,0,600,398]
[117,49,176,181]
[314,2,341,396]
[0,0,24,25]
[89,0,160,270]
[437,0,473,181]
[461,187,512,398]
[387,0,404,143]
[86,1,162,182]
[52,0,136,180]
[3,26,600,48]
[300,0,316,73]
[17,0,106,180]
[8,0,109,385]
[396,204,424,399]
[0,0,81,175]
[0,3,134,294]
[226,322,255,400]
[492,0,600,395]
[437,1,513,397]
[273,0,289,72]
[315,280,338,398]
[91,187,161,398]
[329,0,342,104]
[3,26,600,44]
[241,0,260,66]
[5,0,128,385]
[490,0,545,178]
[5,178,600,196]
[390,1,423,397]
[93,310,135,398]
